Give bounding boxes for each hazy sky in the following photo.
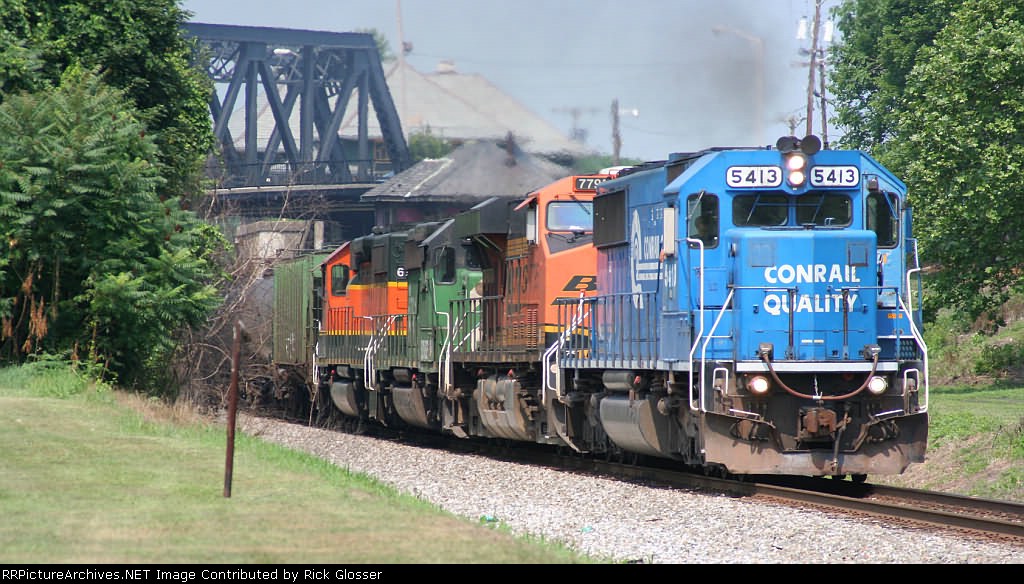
[181,0,842,161]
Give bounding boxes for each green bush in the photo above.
[974,341,1024,376]
[0,355,110,399]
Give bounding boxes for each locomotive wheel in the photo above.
[851,474,868,483]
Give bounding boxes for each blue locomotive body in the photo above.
[267,136,928,480]
[557,137,928,477]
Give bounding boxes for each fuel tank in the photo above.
[598,394,674,458]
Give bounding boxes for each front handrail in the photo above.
[897,294,929,412]
[694,290,734,412]
[362,314,399,388]
[686,237,706,411]
[542,293,590,404]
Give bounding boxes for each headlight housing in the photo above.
[746,375,770,396]
[867,375,888,395]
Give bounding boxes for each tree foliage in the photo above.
[0,1,226,391]
[831,0,1024,326]
[572,154,643,175]
[0,68,225,389]
[886,0,1024,325]
[356,28,396,63]
[830,0,957,152]
[408,126,456,162]
[0,0,215,198]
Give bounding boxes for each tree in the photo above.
[829,0,957,153]
[356,28,396,63]
[0,68,225,389]
[408,126,456,162]
[883,0,1024,326]
[830,0,1024,326]
[0,0,215,198]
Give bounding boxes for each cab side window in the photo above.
[867,191,899,248]
[687,194,719,247]
[434,246,456,283]
[331,264,350,296]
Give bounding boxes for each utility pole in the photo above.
[803,0,822,137]
[610,99,639,165]
[798,0,834,142]
[818,56,829,148]
[611,99,621,165]
[552,106,599,144]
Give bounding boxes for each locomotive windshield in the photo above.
[547,201,593,231]
[733,192,852,227]
[733,193,787,226]
[795,193,852,226]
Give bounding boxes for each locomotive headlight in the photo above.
[747,375,770,395]
[785,154,808,187]
[867,375,888,395]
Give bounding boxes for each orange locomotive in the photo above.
[441,173,612,442]
[307,172,614,438]
[317,229,413,422]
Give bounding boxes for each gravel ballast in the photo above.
[239,415,1023,564]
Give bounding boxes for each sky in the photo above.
[180,0,843,162]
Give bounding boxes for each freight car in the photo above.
[269,136,928,480]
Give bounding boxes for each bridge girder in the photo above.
[183,22,411,189]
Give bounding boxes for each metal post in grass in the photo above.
[224,320,245,498]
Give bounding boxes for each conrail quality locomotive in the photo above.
[269,135,928,480]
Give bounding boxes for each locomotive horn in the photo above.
[776,136,800,153]
[801,135,822,155]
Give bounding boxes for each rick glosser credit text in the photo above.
[2,570,384,582]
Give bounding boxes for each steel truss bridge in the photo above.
[183,22,412,233]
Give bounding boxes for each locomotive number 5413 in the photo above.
[810,165,860,187]
[726,166,783,188]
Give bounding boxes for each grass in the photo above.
[0,363,596,564]
[1,356,1021,564]
[874,383,1024,501]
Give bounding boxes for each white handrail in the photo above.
[685,237,705,411]
[905,238,922,314]
[436,311,452,393]
[542,294,589,405]
[362,315,397,391]
[697,296,733,413]
[897,294,929,413]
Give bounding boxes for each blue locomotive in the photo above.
[267,135,928,481]
[551,135,928,479]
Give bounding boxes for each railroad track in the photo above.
[535,450,1024,546]
[248,408,1024,546]
[451,436,1024,546]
